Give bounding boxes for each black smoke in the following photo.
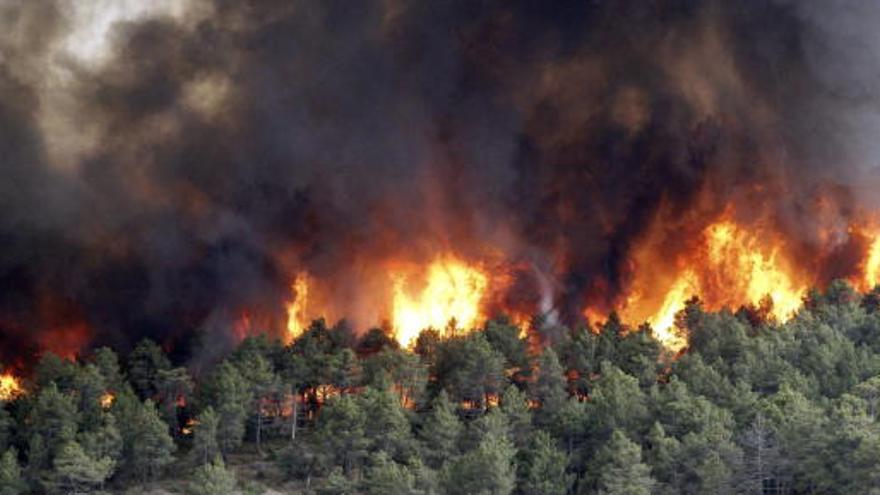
[0,0,878,364]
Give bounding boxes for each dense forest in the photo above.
[3,280,880,494]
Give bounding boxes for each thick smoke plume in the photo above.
[1,0,879,364]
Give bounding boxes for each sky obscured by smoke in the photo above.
[1,0,879,363]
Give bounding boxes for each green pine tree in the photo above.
[46,440,114,494]
[92,347,126,393]
[0,449,26,495]
[518,431,572,495]
[440,430,517,495]
[126,339,171,399]
[198,360,252,455]
[359,384,413,458]
[25,382,78,477]
[123,399,175,482]
[191,406,221,465]
[418,390,462,468]
[317,466,355,495]
[500,385,532,447]
[362,451,415,495]
[592,430,655,495]
[188,456,237,495]
[317,394,369,475]
[532,348,567,415]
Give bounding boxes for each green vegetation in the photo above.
[4,282,880,493]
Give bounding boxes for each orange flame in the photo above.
[643,270,698,351]
[100,392,115,409]
[0,373,22,401]
[286,272,310,341]
[614,217,807,352]
[703,220,804,320]
[391,255,489,347]
[865,234,880,290]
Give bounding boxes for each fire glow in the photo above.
[288,213,880,353]
[613,217,808,351]
[0,373,22,401]
[391,256,490,348]
[286,272,311,342]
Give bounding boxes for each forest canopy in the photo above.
[1,280,880,493]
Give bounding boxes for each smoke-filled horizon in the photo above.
[2,0,880,365]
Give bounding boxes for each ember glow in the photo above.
[0,373,22,401]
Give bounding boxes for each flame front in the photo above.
[0,373,21,401]
[286,272,310,342]
[865,235,880,290]
[278,215,880,354]
[617,217,807,352]
[703,221,804,320]
[644,270,698,351]
[391,256,489,347]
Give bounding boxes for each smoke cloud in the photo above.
[1,0,879,364]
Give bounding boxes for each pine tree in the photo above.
[440,430,517,495]
[317,466,355,495]
[188,456,237,495]
[737,414,783,494]
[234,353,276,453]
[47,440,114,494]
[359,384,413,459]
[191,406,221,465]
[0,406,12,452]
[592,430,655,495]
[362,452,415,495]
[532,348,567,415]
[34,353,78,393]
[436,334,506,410]
[123,399,175,482]
[77,412,123,466]
[587,362,647,438]
[518,431,572,495]
[92,347,126,392]
[72,364,108,432]
[0,448,26,495]
[199,360,252,455]
[550,397,587,455]
[25,383,78,476]
[418,390,462,469]
[483,318,530,373]
[317,394,368,475]
[126,339,171,399]
[155,366,193,435]
[362,349,426,407]
[644,422,680,490]
[465,407,512,452]
[500,385,532,447]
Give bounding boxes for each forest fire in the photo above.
[391,256,489,347]
[0,373,22,401]
[608,215,809,351]
[283,255,494,348]
[864,234,880,290]
[271,206,880,354]
[3,0,880,372]
[574,207,880,352]
[285,272,311,342]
